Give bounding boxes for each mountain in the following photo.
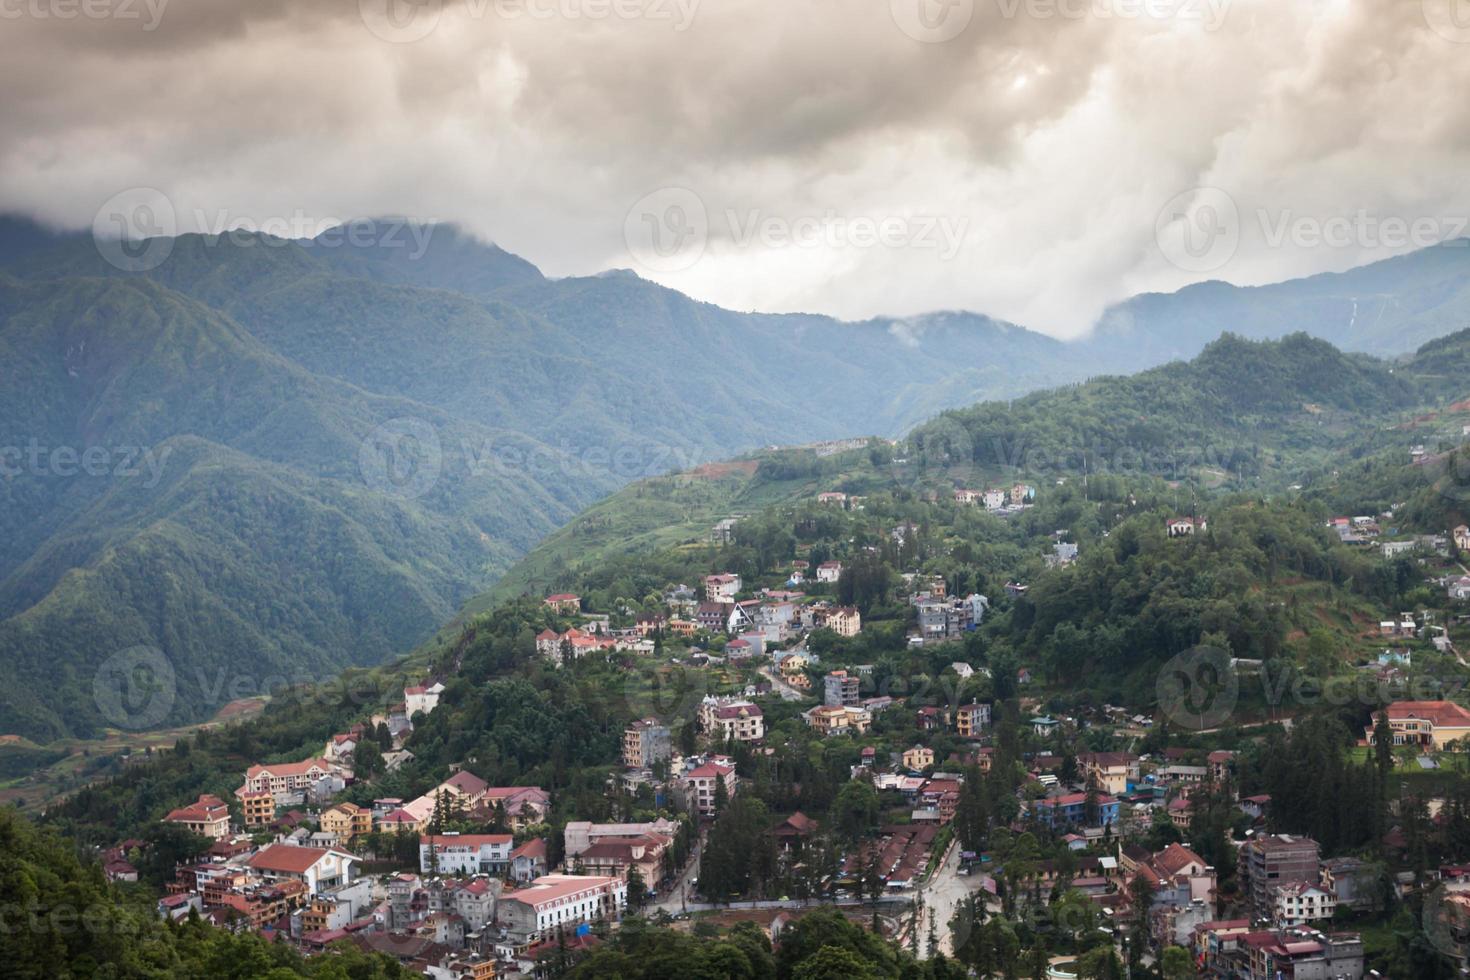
[4,215,1470,743]
[1085,239,1470,365]
[0,273,608,741]
[466,331,1468,627]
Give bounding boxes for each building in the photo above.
[825,606,862,638]
[498,875,625,943]
[320,802,372,843]
[164,794,231,839]
[238,759,337,801]
[816,561,843,583]
[684,762,737,816]
[404,681,445,717]
[1273,882,1336,927]
[510,838,549,883]
[239,790,275,828]
[903,745,935,770]
[1368,700,1470,749]
[823,670,860,707]
[622,718,673,769]
[248,844,358,894]
[955,701,991,738]
[704,574,742,602]
[1080,752,1138,796]
[803,704,871,736]
[543,593,581,613]
[563,818,681,858]
[572,832,671,886]
[1166,516,1208,537]
[1028,791,1119,829]
[699,697,764,742]
[419,833,514,876]
[1238,834,1321,916]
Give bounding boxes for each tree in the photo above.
[627,865,648,912]
[1076,945,1124,980]
[1160,945,1194,980]
[790,945,880,980]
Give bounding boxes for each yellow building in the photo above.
[902,745,935,770]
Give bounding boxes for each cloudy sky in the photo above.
[4,0,1470,337]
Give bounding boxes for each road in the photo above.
[759,666,811,702]
[650,840,702,914]
[914,836,996,957]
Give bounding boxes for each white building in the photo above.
[419,833,514,876]
[404,681,445,717]
[496,874,626,943]
[247,844,358,894]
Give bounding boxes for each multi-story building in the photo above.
[622,718,673,769]
[823,670,860,707]
[164,794,231,839]
[320,801,372,842]
[698,697,764,742]
[1079,752,1138,796]
[1028,791,1119,829]
[902,745,935,770]
[1238,834,1321,916]
[825,606,862,638]
[1367,700,1470,749]
[247,843,358,895]
[238,759,337,801]
[1273,882,1337,927]
[572,832,672,887]
[704,574,742,602]
[803,704,871,736]
[684,762,737,816]
[496,874,626,943]
[419,833,514,876]
[240,790,275,828]
[956,702,991,738]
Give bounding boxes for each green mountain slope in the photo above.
[0,274,609,740]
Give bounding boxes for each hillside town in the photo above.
[100,472,1470,980]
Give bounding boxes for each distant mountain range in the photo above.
[0,213,1468,740]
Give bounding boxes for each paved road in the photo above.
[651,839,702,914]
[759,666,811,702]
[914,837,998,957]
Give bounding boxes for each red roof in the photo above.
[688,763,734,779]
[249,844,335,874]
[1385,700,1470,727]
[545,593,580,602]
[422,833,512,848]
